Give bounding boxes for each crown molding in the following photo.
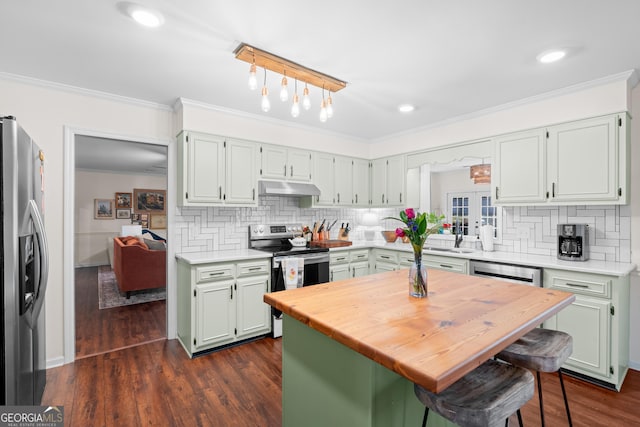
[175,97,367,144]
[0,71,173,112]
[373,69,638,143]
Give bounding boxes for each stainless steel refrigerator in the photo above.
[1,116,49,405]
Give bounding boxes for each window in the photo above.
[447,191,499,238]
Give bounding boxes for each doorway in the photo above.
[69,132,169,359]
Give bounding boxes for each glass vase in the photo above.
[409,252,427,298]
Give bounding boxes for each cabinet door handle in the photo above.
[337,257,346,261]
[495,187,499,200]
[355,194,358,204]
[382,194,385,204]
[400,192,402,203]
[290,165,293,176]
[248,267,261,271]
[284,165,287,177]
[330,271,334,281]
[439,264,453,269]
[208,271,225,277]
[381,255,390,259]
[337,193,340,203]
[219,186,222,199]
[565,282,589,289]
[230,285,233,299]
[552,182,556,198]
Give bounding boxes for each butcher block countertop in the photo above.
[264,269,575,393]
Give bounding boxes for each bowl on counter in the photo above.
[381,230,398,243]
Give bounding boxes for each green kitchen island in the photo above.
[264,269,575,427]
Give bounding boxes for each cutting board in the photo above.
[310,240,352,248]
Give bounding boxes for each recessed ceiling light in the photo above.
[398,104,415,113]
[122,2,164,28]
[537,49,566,64]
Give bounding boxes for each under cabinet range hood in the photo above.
[258,180,321,197]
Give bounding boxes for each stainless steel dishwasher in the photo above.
[469,260,542,286]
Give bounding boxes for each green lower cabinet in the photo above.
[543,268,630,390]
[282,315,455,427]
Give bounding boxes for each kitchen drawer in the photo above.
[330,251,350,265]
[397,252,416,266]
[195,263,235,283]
[236,260,270,277]
[374,249,398,264]
[423,255,468,274]
[349,249,369,263]
[545,269,611,298]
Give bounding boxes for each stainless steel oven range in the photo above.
[248,224,330,337]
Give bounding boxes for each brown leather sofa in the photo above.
[113,236,166,298]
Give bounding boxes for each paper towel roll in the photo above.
[480,225,494,252]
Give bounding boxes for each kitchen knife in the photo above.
[327,219,338,231]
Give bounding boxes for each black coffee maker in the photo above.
[557,224,589,261]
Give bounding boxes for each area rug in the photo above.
[97,265,166,309]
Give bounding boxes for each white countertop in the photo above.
[330,240,637,277]
[175,241,636,276]
[175,249,271,265]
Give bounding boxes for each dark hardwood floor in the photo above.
[45,333,639,426]
[75,266,166,358]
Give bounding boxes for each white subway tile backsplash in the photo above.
[174,201,630,263]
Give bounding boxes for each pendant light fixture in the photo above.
[319,85,328,123]
[234,43,347,121]
[279,70,289,102]
[291,79,300,118]
[302,83,311,111]
[261,68,271,112]
[326,91,334,118]
[248,56,257,90]
[470,163,491,184]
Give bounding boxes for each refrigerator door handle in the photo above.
[28,199,49,320]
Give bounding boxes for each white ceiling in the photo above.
[2,1,640,142]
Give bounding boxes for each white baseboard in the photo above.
[629,360,640,371]
[74,262,110,268]
[46,356,65,369]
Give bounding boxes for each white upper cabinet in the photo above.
[493,113,629,206]
[547,115,619,203]
[225,139,257,204]
[493,128,547,204]
[312,152,335,206]
[178,131,257,207]
[352,158,370,207]
[334,155,353,206]
[370,155,406,207]
[260,144,313,182]
[178,132,224,205]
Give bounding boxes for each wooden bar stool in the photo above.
[414,359,534,427]
[496,328,573,426]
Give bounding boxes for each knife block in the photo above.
[337,228,349,241]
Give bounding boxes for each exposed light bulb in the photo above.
[302,84,311,110]
[326,93,334,118]
[280,75,289,102]
[261,86,271,112]
[248,63,257,90]
[291,93,300,118]
[319,99,328,123]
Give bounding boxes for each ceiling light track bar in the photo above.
[234,43,347,93]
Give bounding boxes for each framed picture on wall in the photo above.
[116,209,131,219]
[133,188,166,214]
[115,192,132,209]
[94,199,114,219]
[140,220,149,228]
[150,214,167,230]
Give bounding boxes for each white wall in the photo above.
[74,170,166,267]
[0,76,173,366]
[370,77,630,158]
